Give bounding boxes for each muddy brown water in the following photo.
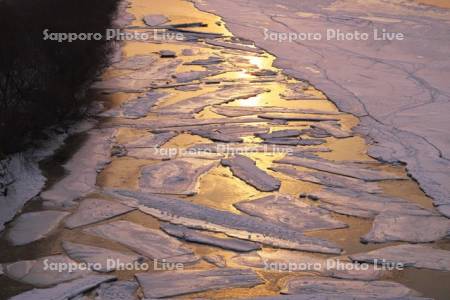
[1,0,450,299]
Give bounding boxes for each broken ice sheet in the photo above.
[160,222,261,252]
[62,241,145,272]
[6,210,70,246]
[270,165,382,193]
[84,220,199,263]
[309,187,432,218]
[221,154,281,192]
[275,155,407,181]
[350,244,450,272]
[9,275,116,300]
[3,255,91,287]
[362,212,450,243]
[232,249,383,281]
[139,158,218,195]
[156,85,269,114]
[136,268,263,298]
[143,14,169,27]
[279,277,422,298]
[110,190,342,254]
[234,194,347,232]
[64,198,135,229]
[120,91,169,118]
[94,280,138,300]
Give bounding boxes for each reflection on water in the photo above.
[224,82,333,110]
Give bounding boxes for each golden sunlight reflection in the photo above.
[224,82,337,110]
[247,55,275,70]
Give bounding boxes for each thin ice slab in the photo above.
[92,59,180,92]
[234,194,347,232]
[185,56,224,65]
[139,158,218,195]
[189,128,243,143]
[173,70,217,83]
[258,113,339,122]
[307,188,429,218]
[311,123,352,138]
[188,143,331,154]
[65,198,134,229]
[160,223,261,252]
[350,244,450,272]
[159,50,176,58]
[124,132,176,148]
[110,190,342,254]
[114,116,263,130]
[9,275,116,300]
[221,155,281,192]
[136,268,263,298]
[232,249,383,281]
[211,106,340,117]
[112,55,157,70]
[205,39,264,54]
[6,210,70,246]
[157,85,269,114]
[204,255,227,268]
[262,138,326,146]
[121,91,168,118]
[84,220,198,263]
[62,241,144,273]
[94,280,138,300]
[3,255,90,287]
[275,156,406,181]
[188,124,268,139]
[143,15,169,26]
[256,129,302,139]
[270,165,382,194]
[279,278,421,298]
[362,213,450,243]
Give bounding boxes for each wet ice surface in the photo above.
[2,0,450,299]
[232,249,384,281]
[160,222,262,252]
[84,220,199,263]
[62,241,144,272]
[136,268,263,298]
[64,198,135,229]
[191,0,450,217]
[138,158,218,195]
[278,277,423,298]
[350,244,450,272]
[8,275,116,300]
[6,211,70,246]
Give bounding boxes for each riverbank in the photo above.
[0,0,121,156]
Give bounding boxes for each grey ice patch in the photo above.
[221,154,281,192]
[9,275,115,300]
[65,198,135,229]
[84,220,198,263]
[6,210,70,246]
[136,268,263,298]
